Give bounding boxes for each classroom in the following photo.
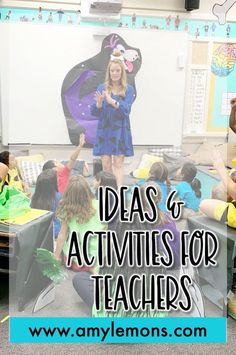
[0,0,236,351]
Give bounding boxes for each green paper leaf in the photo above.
[36,248,68,284]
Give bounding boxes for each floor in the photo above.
[1,145,236,352]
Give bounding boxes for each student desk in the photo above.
[187,216,236,315]
[0,211,53,311]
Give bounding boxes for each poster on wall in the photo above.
[207,42,236,132]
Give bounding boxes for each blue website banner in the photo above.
[10,317,226,343]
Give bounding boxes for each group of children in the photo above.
[52,155,203,315]
[145,161,201,216]
[1,139,236,317]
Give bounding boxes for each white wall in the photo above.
[1,22,188,146]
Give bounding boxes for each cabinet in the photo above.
[0,212,54,311]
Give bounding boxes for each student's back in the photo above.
[55,175,105,271]
[175,163,201,212]
[147,162,171,212]
[31,169,61,238]
[63,198,104,269]
[175,180,200,211]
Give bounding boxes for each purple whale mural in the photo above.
[61,33,142,145]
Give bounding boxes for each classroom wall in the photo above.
[1,0,236,21]
[1,0,234,147]
[1,23,188,145]
[125,0,236,17]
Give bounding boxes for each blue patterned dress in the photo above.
[91,84,135,157]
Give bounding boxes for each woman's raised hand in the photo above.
[95,90,105,108]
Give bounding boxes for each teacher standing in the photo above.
[91,50,135,187]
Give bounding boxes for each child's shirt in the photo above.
[57,166,70,194]
[136,179,171,212]
[175,181,200,212]
[6,168,24,192]
[214,200,236,228]
[63,199,105,270]
[155,180,171,212]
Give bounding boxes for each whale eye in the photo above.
[116,44,125,54]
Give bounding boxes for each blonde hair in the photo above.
[57,175,96,224]
[105,50,127,97]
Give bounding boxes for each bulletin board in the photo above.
[183,38,236,135]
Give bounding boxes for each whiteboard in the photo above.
[0,23,188,145]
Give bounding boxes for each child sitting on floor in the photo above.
[31,169,61,239]
[0,151,30,195]
[175,162,201,218]
[54,175,106,272]
[93,171,118,196]
[0,163,9,193]
[200,151,236,320]
[42,133,86,194]
[200,152,236,228]
[146,162,172,212]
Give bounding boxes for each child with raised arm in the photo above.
[200,150,236,228]
[42,133,85,194]
[200,150,236,320]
